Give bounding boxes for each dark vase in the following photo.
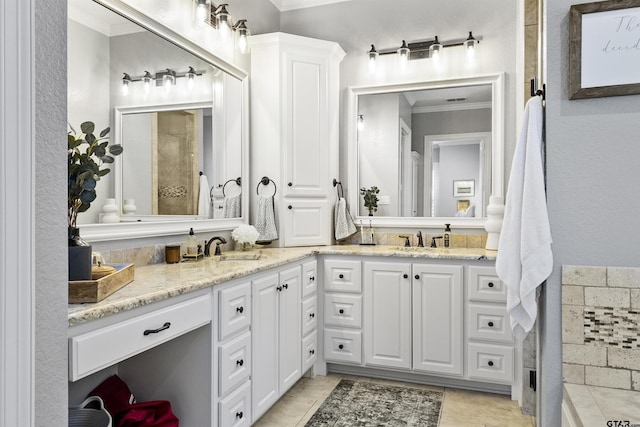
[69,226,92,281]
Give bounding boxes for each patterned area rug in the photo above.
[305,379,443,426]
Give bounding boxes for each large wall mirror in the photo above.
[68,0,248,241]
[347,74,504,229]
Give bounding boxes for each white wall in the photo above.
[542,1,640,425]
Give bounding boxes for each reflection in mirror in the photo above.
[68,0,247,239]
[350,74,504,228]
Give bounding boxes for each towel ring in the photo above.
[333,178,344,199]
[257,176,277,197]
[222,177,242,197]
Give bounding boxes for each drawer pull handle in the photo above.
[488,282,494,288]
[143,322,171,336]
[488,321,494,327]
[488,360,494,367]
[310,276,315,281]
[339,309,344,314]
[237,359,244,367]
[415,274,420,280]
[236,411,243,419]
[283,283,289,289]
[338,274,344,279]
[236,306,244,314]
[310,313,315,318]
[310,349,315,355]
[338,344,344,350]
[403,274,408,279]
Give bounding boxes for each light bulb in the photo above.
[186,67,196,91]
[121,73,131,96]
[216,4,230,40]
[142,71,152,94]
[464,31,477,58]
[163,71,175,93]
[368,45,378,74]
[196,0,207,25]
[357,115,364,131]
[397,40,409,69]
[430,36,442,60]
[235,20,250,54]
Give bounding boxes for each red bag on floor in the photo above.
[88,374,179,427]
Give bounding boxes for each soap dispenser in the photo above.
[444,223,452,248]
[186,227,198,255]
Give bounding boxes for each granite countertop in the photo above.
[68,245,495,326]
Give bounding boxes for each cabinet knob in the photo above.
[339,309,344,314]
[237,359,244,367]
[415,274,420,280]
[236,306,244,314]
[403,274,408,279]
[288,182,293,187]
[288,205,292,210]
[338,344,344,350]
[488,282,494,288]
[236,411,243,419]
[488,360,494,367]
[143,322,171,336]
[283,283,289,289]
[310,349,315,355]
[310,312,315,318]
[277,286,283,292]
[488,321,494,327]
[338,274,344,279]
[310,276,315,281]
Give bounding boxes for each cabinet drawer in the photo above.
[219,381,251,427]
[302,330,317,373]
[302,260,318,298]
[468,266,506,303]
[467,342,514,383]
[468,303,513,343]
[324,294,362,328]
[219,332,251,398]
[324,328,362,364]
[324,259,361,292]
[302,295,318,337]
[69,293,212,381]
[219,282,251,341]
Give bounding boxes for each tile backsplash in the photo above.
[339,230,488,249]
[562,265,640,391]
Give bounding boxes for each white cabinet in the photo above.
[363,261,412,370]
[252,266,302,420]
[412,264,464,376]
[301,260,318,374]
[249,33,345,246]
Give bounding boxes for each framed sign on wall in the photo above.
[569,0,640,99]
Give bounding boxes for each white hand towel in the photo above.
[222,194,241,218]
[255,195,278,242]
[496,96,553,339]
[198,174,211,218]
[334,197,357,241]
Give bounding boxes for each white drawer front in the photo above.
[324,328,362,364]
[219,332,252,398]
[219,282,251,341]
[70,293,212,381]
[468,303,513,343]
[219,381,251,427]
[302,330,317,372]
[467,342,514,383]
[302,295,318,337]
[468,266,506,303]
[324,259,361,292]
[324,294,362,328]
[302,260,318,298]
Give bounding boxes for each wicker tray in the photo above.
[69,263,135,303]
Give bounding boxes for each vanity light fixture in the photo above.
[195,0,209,25]
[195,1,250,54]
[161,69,177,92]
[215,3,231,40]
[121,73,132,96]
[120,67,205,96]
[357,114,364,131]
[234,20,250,54]
[142,71,153,94]
[186,66,197,91]
[367,32,481,68]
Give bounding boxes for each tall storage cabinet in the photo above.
[249,33,345,246]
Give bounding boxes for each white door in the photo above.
[282,199,330,246]
[278,266,302,393]
[363,261,412,369]
[251,273,279,419]
[412,264,463,375]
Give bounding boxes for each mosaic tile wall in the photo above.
[562,265,640,391]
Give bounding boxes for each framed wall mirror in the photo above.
[347,74,504,229]
[68,0,249,241]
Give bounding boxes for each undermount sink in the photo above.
[218,252,262,261]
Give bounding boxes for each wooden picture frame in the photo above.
[453,180,475,197]
[569,0,640,99]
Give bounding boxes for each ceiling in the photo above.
[270,0,352,12]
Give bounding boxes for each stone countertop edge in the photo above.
[68,245,496,326]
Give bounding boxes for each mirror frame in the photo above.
[78,0,249,242]
[347,73,504,229]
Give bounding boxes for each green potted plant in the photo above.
[68,121,122,280]
[360,186,380,216]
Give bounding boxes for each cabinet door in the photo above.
[282,50,329,198]
[219,281,251,342]
[302,260,318,298]
[278,266,302,393]
[282,199,330,246]
[412,264,463,376]
[251,273,279,419]
[363,261,412,369]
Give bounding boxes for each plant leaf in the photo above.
[80,121,95,135]
[85,133,96,144]
[99,127,110,138]
[80,190,96,204]
[81,179,97,190]
[109,144,123,156]
[101,155,114,164]
[97,168,110,176]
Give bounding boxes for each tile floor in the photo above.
[253,373,535,427]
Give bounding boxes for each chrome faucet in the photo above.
[416,231,424,247]
[204,236,227,256]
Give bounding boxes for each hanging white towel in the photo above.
[334,197,357,241]
[198,174,211,218]
[255,195,278,242]
[496,96,552,339]
[222,195,241,218]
